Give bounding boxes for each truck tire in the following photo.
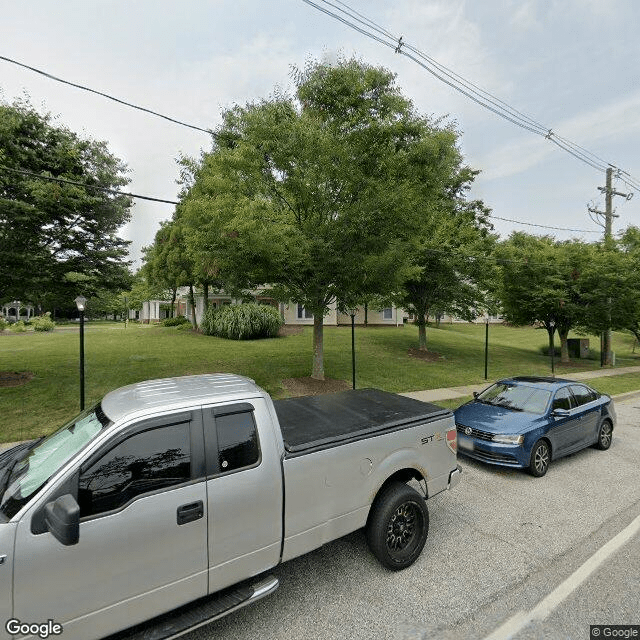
[366,481,429,571]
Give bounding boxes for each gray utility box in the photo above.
[567,338,590,359]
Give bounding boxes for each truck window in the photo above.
[78,423,191,517]
[215,411,260,474]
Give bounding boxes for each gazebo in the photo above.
[1,300,34,322]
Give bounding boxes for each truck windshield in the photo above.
[0,404,111,519]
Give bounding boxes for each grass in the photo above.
[1,322,639,442]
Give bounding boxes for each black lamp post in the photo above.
[75,296,87,410]
[549,319,556,376]
[484,315,489,380]
[348,307,358,390]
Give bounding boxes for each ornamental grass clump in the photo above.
[201,303,283,340]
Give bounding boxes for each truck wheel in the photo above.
[366,482,429,571]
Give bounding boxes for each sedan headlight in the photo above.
[492,434,524,445]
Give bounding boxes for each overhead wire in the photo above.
[301,0,640,190]
[0,165,179,205]
[0,54,215,137]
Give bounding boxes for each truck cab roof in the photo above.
[101,374,263,423]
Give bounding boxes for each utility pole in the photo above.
[588,167,632,365]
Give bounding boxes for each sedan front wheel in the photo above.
[528,439,550,477]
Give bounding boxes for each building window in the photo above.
[297,304,313,319]
[383,307,393,320]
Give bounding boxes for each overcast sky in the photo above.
[2,0,639,266]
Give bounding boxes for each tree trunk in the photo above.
[312,314,324,380]
[417,313,427,351]
[559,329,570,363]
[364,302,368,327]
[170,288,177,318]
[188,284,198,329]
[202,283,209,312]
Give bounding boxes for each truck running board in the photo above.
[105,575,279,640]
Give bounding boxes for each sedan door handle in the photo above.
[177,500,204,525]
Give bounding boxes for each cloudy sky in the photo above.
[2,0,639,265]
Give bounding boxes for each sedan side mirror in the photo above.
[44,494,80,546]
[551,408,570,418]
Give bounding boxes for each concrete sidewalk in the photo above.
[401,365,640,404]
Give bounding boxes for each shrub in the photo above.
[201,303,283,340]
[162,316,192,327]
[0,318,7,332]
[31,313,56,332]
[10,321,27,333]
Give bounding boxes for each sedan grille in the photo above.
[470,450,519,464]
[456,424,494,441]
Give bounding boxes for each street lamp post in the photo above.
[348,307,358,390]
[75,296,87,410]
[484,315,489,380]
[550,320,556,376]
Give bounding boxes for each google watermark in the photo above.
[591,626,640,639]
[5,618,63,639]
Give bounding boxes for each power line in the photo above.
[0,165,179,205]
[487,214,600,234]
[0,54,215,137]
[301,0,640,191]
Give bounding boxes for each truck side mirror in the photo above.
[44,494,80,546]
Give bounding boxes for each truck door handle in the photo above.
[177,501,204,525]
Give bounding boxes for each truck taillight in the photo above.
[446,428,457,454]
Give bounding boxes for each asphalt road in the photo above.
[186,397,640,640]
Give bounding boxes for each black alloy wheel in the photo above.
[366,481,429,570]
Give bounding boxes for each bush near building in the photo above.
[201,303,283,340]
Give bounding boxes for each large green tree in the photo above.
[180,58,476,379]
[497,233,602,362]
[0,98,132,307]
[396,171,496,350]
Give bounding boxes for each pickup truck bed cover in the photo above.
[273,388,450,455]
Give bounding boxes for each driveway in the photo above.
[185,396,640,640]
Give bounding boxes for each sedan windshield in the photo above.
[477,383,551,415]
[0,404,111,519]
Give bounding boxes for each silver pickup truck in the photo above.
[0,374,461,640]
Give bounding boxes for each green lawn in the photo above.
[1,322,638,442]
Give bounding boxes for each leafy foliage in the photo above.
[161,316,191,327]
[0,98,132,308]
[9,320,27,333]
[180,57,482,377]
[31,313,56,332]
[0,318,7,332]
[201,303,283,340]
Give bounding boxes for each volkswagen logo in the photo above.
[464,427,473,436]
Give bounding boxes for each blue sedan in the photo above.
[454,376,616,477]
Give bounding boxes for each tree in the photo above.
[0,98,132,307]
[180,58,475,379]
[142,218,200,327]
[496,234,599,363]
[396,170,496,350]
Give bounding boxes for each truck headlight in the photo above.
[492,434,524,445]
